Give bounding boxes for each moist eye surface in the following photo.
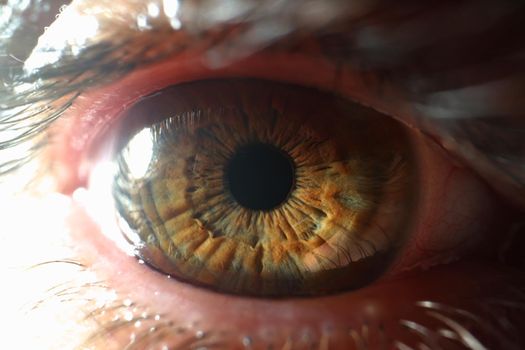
[112,79,418,297]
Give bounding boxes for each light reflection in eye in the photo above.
[123,128,154,179]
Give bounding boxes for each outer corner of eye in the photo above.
[69,77,504,302]
[383,125,511,278]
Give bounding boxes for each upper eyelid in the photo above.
[1,1,524,207]
[3,0,520,120]
[0,2,358,176]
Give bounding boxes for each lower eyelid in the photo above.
[5,189,522,349]
[66,197,524,349]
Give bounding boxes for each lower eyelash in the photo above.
[24,259,525,350]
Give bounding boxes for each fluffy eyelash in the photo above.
[2,0,524,186]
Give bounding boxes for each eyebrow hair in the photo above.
[1,0,524,205]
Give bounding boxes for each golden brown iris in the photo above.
[113,79,417,297]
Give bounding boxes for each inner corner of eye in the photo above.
[91,78,420,298]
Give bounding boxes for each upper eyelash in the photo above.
[0,28,338,178]
[1,0,524,207]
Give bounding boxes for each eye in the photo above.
[106,78,417,297]
[8,1,525,349]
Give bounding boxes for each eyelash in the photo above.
[27,260,201,349]
[0,45,335,180]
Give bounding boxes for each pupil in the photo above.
[225,143,295,211]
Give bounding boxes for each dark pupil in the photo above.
[225,143,295,211]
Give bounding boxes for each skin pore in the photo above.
[1,0,525,349]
